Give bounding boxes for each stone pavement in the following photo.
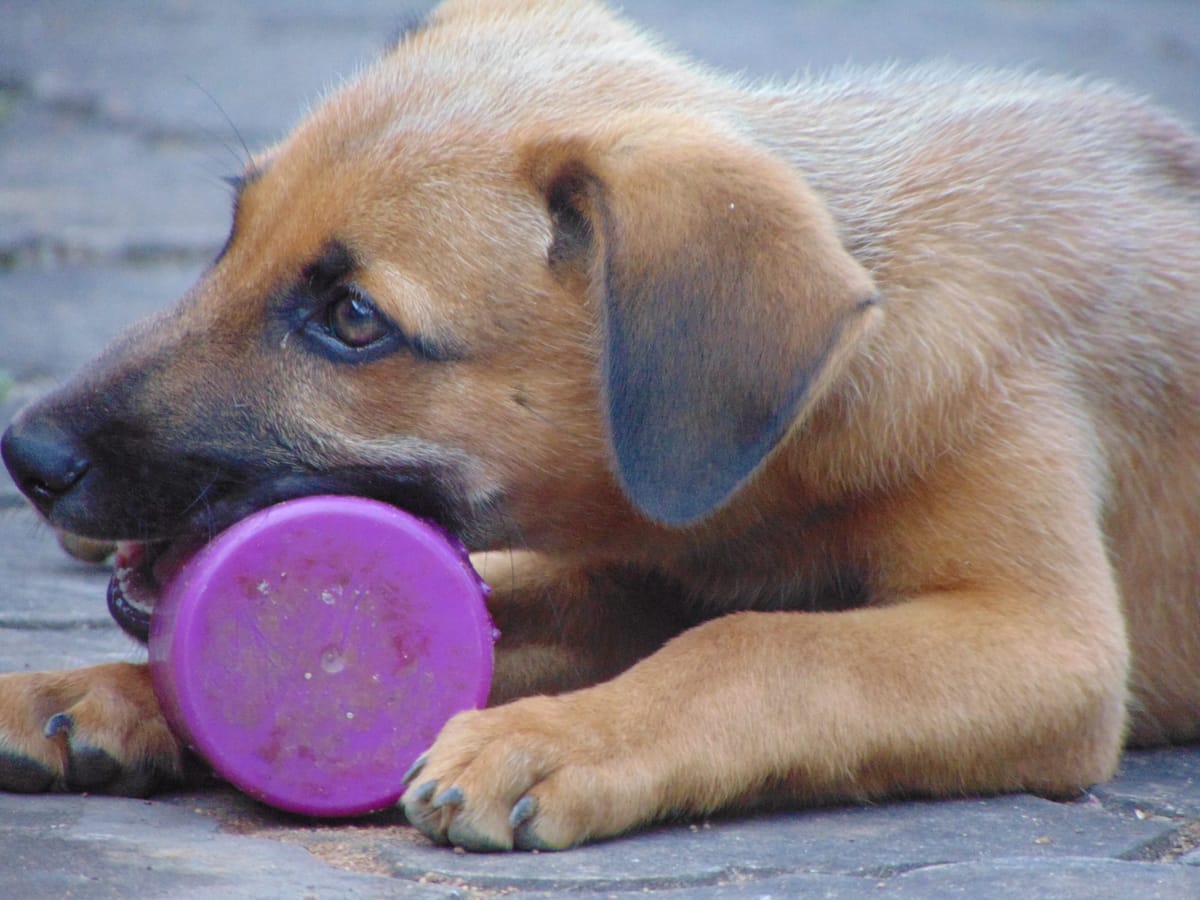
[2,1,1199,896]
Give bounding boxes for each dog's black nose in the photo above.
[1,418,91,509]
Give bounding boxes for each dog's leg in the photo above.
[0,663,184,795]
[402,419,1129,851]
[404,593,1124,852]
[474,550,692,704]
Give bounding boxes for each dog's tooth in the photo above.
[112,558,157,616]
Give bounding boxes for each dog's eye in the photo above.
[327,289,393,349]
[292,282,426,364]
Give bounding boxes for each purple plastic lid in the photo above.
[148,495,494,817]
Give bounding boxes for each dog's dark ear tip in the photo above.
[544,162,600,270]
[612,433,766,528]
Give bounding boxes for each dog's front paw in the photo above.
[0,663,183,796]
[401,693,653,851]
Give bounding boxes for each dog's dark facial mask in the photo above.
[1,259,479,640]
[7,243,477,523]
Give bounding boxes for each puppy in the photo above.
[2,0,1198,852]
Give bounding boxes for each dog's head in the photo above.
[2,0,879,609]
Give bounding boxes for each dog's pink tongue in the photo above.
[148,496,495,818]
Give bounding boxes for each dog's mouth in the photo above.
[100,470,486,643]
[107,539,204,642]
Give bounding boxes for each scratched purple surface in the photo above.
[148,495,494,817]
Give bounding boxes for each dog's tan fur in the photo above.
[1,0,1198,850]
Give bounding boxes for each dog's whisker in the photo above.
[185,75,256,176]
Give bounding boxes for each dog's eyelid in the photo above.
[302,241,358,290]
[328,281,370,304]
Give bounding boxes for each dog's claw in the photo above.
[402,752,429,786]
[432,785,465,809]
[44,712,74,738]
[510,797,559,851]
[402,781,451,846]
[413,779,439,803]
[509,795,537,828]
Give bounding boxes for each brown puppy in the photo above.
[2,0,1199,851]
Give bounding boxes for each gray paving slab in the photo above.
[0,0,423,146]
[0,506,117,628]
[135,776,1199,896]
[0,793,447,900]
[0,503,138,676]
[0,103,233,264]
[874,857,1200,899]
[278,794,1179,892]
[0,264,200,492]
[0,264,198,386]
[617,859,1200,900]
[0,625,142,674]
[625,0,1200,124]
[1092,748,1200,819]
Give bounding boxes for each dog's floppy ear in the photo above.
[526,120,881,526]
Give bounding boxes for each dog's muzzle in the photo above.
[3,418,197,642]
